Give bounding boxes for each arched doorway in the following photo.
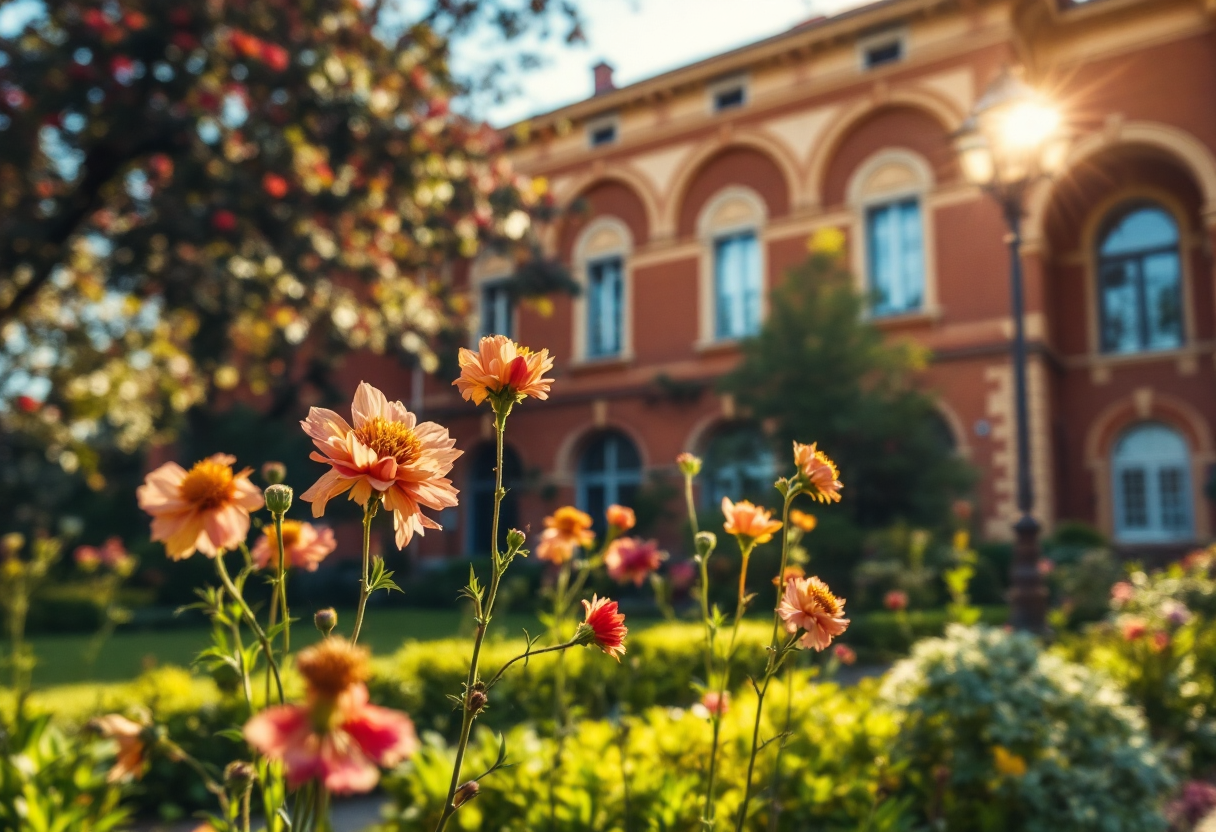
[1111,422,1193,544]
[576,431,642,533]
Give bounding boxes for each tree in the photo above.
[0,0,580,528]
[721,233,973,584]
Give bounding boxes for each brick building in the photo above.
[390,0,1216,558]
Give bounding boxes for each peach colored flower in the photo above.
[90,714,147,783]
[251,521,337,572]
[884,589,909,611]
[721,498,783,546]
[772,564,806,586]
[778,576,850,651]
[452,335,554,406]
[701,691,730,717]
[1111,581,1135,605]
[243,638,418,794]
[792,442,843,504]
[789,509,817,533]
[833,644,857,665]
[604,537,667,586]
[581,595,627,661]
[137,454,264,560]
[299,382,461,549]
[536,506,594,564]
[606,504,636,533]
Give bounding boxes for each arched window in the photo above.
[701,425,775,509]
[697,187,767,344]
[1112,423,1193,544]
[574,218,632,362]
[577,431,642,531]
[1097,203,1184,354]
[467,443,523,555]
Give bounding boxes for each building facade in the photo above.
[394,0,1216,558]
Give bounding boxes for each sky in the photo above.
[457,0,875,126]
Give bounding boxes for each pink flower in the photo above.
[833,644,857,665]
[251,521,337,572]
[75,545,102,570]
[778,576,850,651]
[244,638,418,794]
[452,335,554,406]
[884,589,909,612]
[580,595,627,661]
[300,382,461,549]
[1110,582,1135,605]
[792,442,843,504]
[604,537,667,586]
[89,714,147,783]
[701,691,730,717]
[137,454,264,560]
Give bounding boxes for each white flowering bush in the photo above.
[882,625,1172,832]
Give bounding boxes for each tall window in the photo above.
[1112,423,1193,544]
[467,442,523,555]
[701,425,775,509]
[577,431,642,533]
[587,257,623,358]
[866,198,924,316]
[480,281,513,339]
[1097,203,1183,354]
[714,231,762,339]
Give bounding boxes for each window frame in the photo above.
[572,216,633,365]
[695,186,768,348]
[469,253,517,345]
[586,112,619,149]
[576,431,644,533]
[1110,422,1195,545]
[864,196,926,317]
[857,28,907,71]
[707,74,748,115]
[586,255,625,359]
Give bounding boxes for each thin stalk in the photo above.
[214,554,284,705]
[228,601,254,713]
[274,511,289,653]
[241,788,252,832]
[435,408,509,832]
[350,499,378,645]
[767,662,796,832]
[550,562,572,831]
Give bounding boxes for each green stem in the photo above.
[351,499,378,645]
[214,554,284,705]
[767,662,796,832]
[274,512,290,653]
[229,602,254,714]
[735,680,769,832]
[435,407,510,832]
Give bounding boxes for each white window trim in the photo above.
[847,148,938,319]
[469,253,517,345]
[586,112,620,149]
[572,217,634,365]
[856,27,907,71]
[707,74,749,114]
[1111,423,1195,545]
[696,186,768,348]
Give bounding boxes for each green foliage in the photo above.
[720,250,974,593]
[883,625,1172,832]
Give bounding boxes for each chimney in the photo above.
[592,61,615,96]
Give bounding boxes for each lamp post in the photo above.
[954,69,1068,633]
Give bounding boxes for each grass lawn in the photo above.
[26,607,543,688]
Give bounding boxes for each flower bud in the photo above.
[694,531,716,559]
[466,683,488,715]
[453,780,480,809]
[264,484,293,516]
[224,760,256,792]
[675,452,702,477]
[261,461,287,485]
[505,528,526,552]
[314,607,338,636]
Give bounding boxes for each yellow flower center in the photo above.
[180,460,235,510]
[297,638,370,699]
[804,580,844,617]
[354,417,422,465]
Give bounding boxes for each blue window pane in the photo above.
[577,432,643,535]
[866,198,924,316]
[587,257,623,357]
[480,282,513,339]
[714,232,761,339]
[1098,205,1183,355]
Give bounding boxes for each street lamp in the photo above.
[954,69,1068,633]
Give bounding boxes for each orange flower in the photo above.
[792,442,843,504]
[789,509,817,533]
[580,595,627,661]
[604,537,666,586]
[606,504,636,533]
[452,335,554,407]
[721,497,783,545]
[244,638,418,794]
[536,506,594,564]
[772,564,806,586]
[90,713,148,783]
[1120,616,1148,641]
[778,576,850,651]
[299,382,461,549]
[137,454,264,560]
[251,521,337,572]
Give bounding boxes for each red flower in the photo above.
[581,595,627,661]
[16,395,39,413]
[148,154,174,183]
[83,9,107,28]
[262,173,289,199]
[230,31,261,59]
[884,589,909,612]
[212,210,237,232]
[833,644,857,665]
[260,44,290,72]
[124,12,148,30]
[603,537,666,586]
[1121,616,1148,641]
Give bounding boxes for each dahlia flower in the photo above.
[721,497,783,545]
[789,509,817,533]
[792,442,843,503]
[137,454,264,560]
[251,520,337,572]
[606,504,636,533]
[778,576,850,651]
[452,334,554,406]
[833,644,857,665]
[580,595,627,661]
[299,382,461,549]
[243,638,418,794]
[604,537,667,586]
[536,506,594,564]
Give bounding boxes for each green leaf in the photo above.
[368,556,403,596]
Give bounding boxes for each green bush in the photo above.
[883,625,1172,832]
